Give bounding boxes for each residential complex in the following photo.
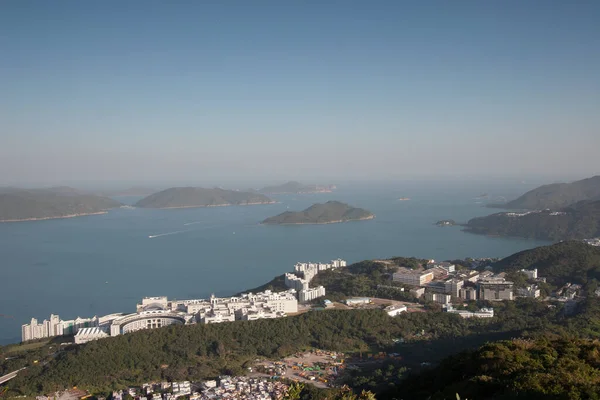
[22,257,343,343]
[22,289,298,343]
[284,259,347,303]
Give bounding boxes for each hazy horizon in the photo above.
[2,1,599,186]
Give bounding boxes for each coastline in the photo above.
[262,215,375,225]
[148,201,278,210]
[0,211,109,223]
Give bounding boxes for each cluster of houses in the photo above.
[107,377,288,400]
[584,238,600,247]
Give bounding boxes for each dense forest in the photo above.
[465,200,600,241]
[385,336,600,399]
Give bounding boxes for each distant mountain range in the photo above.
[262,201,374,225]
[255,181,336,194]
[134,187,275,209]
[494,175,600,210]
[0,187,121,222]
[96,187,157,197]
[464,200,600,241]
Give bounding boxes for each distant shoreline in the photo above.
[262,215,375,225]
[0,211,108,223]
[148,201,278,210]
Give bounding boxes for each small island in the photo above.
[262,201,374,225]
[135,187,275,209]
[435,219,456,227]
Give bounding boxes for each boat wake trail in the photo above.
[183,221,205,226]
[148,230,188,239]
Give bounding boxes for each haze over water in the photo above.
[0,180,551,344]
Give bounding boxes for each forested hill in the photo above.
[492,241,600,286]
[464,200,600,241]
[498,175,600,210]
[134,187,274,208]
[0,189,121,222]
[386,337,600,399]
[262,201,374,225]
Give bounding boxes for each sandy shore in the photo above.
[0,211,108,223]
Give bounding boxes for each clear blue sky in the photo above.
[1,1,599,186]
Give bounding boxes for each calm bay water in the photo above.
[0,181,550,344]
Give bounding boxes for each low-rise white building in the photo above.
[445,305,494,318]
[74,327,109,344]
[385,305,408,316]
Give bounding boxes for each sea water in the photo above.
[0,180,550,344]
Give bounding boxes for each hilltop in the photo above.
[464,200,600,241]
[491,240,600,286]
[257,181,336,194]
[497,175,600,210]
[262,201,374,225]
[0,188,121,222]
[134,187,274,209]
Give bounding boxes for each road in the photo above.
[0,368,25,385]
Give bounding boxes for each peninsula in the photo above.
[257,181,336,194]
[134,187,275,209]
[464,200,600,241]
[262,201,374,225]
[0,188,121,222]
[492,175,600,210]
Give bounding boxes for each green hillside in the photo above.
[135,187,274,208]
[0,188,121,221]
[262,201,374,225]
[499,175,600,210]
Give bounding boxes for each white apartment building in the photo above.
[520,269,538,280]
[299,286,326,302]
[21,314,98,342]
[393,268,434,286]
[284,273,310,292]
